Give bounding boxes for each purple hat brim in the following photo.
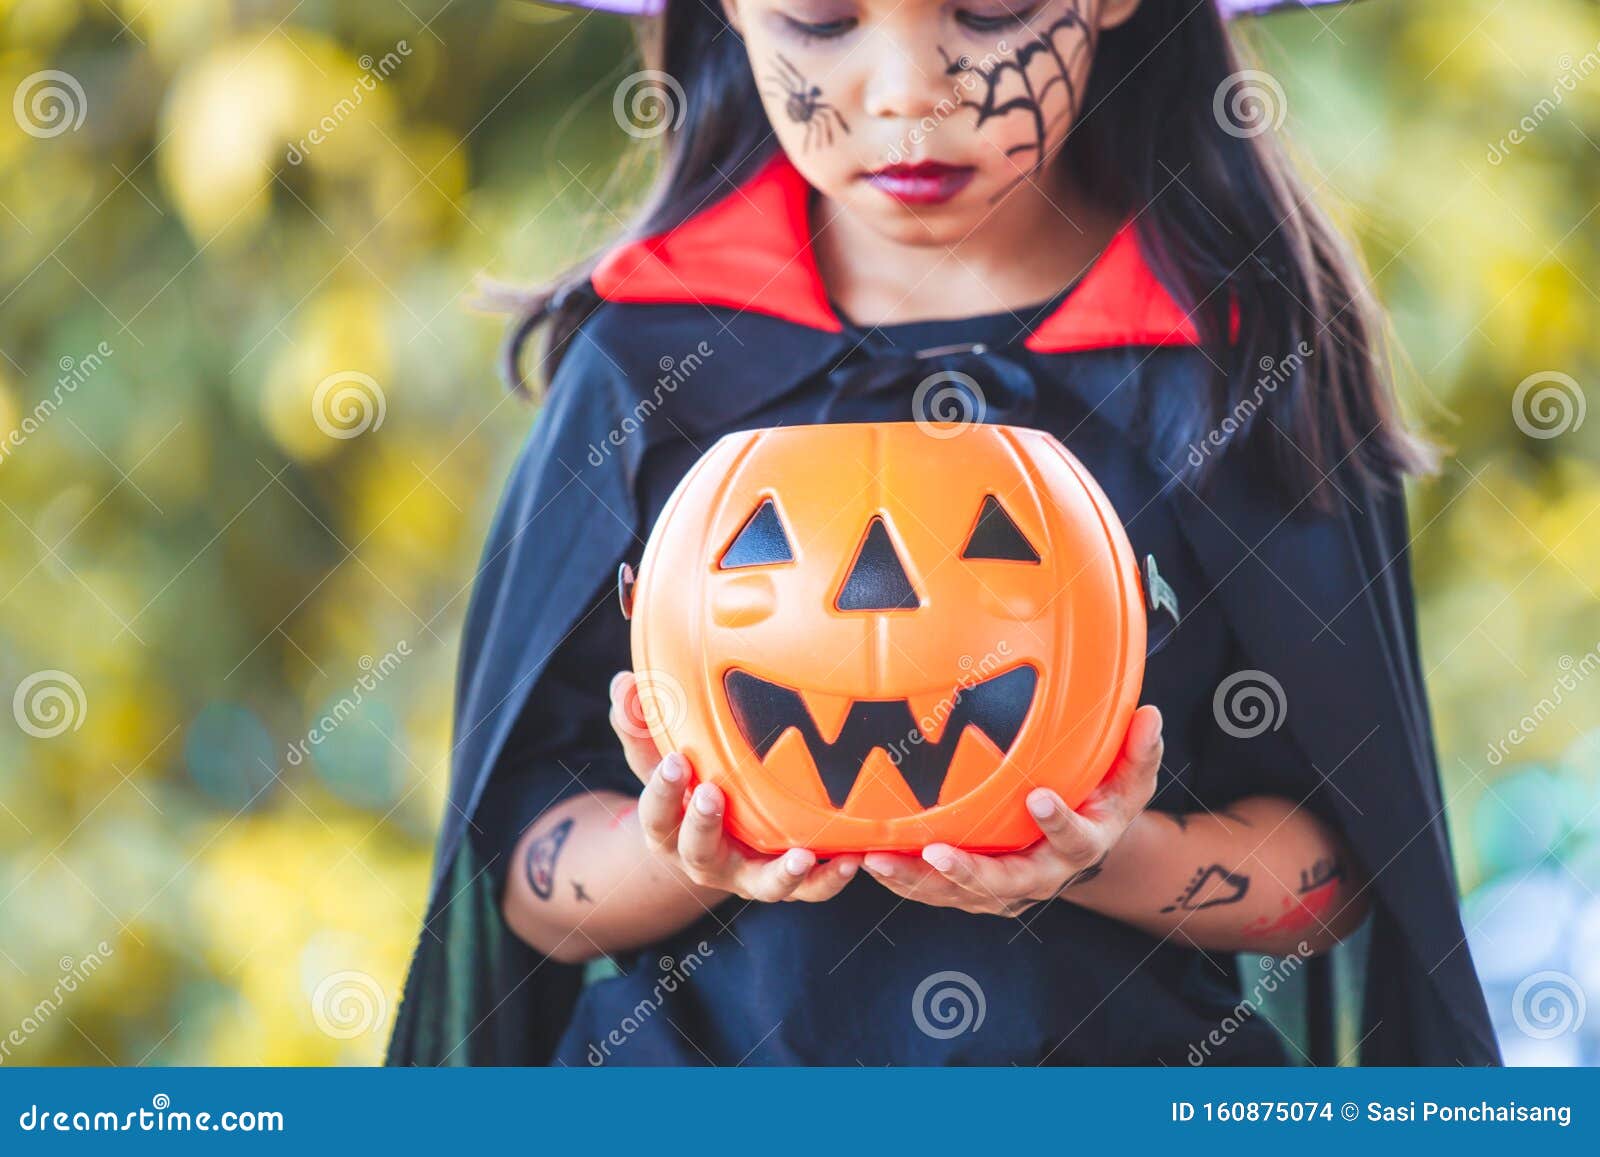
[533,0,1357,19]
[1217,0,1354,14]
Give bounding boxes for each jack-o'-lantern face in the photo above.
[628,422,1144,855]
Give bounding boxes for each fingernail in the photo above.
[1027,790,1057,820]
[923,845,955,872]
[1143,710,1163,750]
[691,783,719,815]
[783,850,811,875]
[610,670,628,693]
[866,859,893,880]
[659,754,684,784]
[837,860,858,879]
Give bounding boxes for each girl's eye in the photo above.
[956,3,1041,33]
[781,15,858,41]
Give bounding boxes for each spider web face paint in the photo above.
[939,3,1094,199]
[763,53,851,152]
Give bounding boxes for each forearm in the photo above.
[501,790,731,963]
[1063,795,1369,955]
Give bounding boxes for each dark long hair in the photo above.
[497,0,1437,512]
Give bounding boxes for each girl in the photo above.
[388,0,1500,1065]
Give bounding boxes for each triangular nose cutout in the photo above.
[836,517,920,611]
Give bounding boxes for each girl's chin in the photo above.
[853,195,993,244]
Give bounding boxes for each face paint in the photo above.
[1242,861,1344,939]
[524,816,574,900]
[1298,857,1346,893]
[939,4,1094,199]
[730,2,1110,243]
[762,52,852,152]
[1159,863,1252,913]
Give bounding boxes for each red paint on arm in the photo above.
[1242,878,1340,939]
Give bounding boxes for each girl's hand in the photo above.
[608,671,862,903]
[861,705,1164,917]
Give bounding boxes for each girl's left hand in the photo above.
[862,705,1163,917]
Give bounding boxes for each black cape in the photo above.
[387,165,1500,1068]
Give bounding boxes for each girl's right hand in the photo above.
[609,671,861,903]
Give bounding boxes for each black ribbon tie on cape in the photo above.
[814,336,1041,427]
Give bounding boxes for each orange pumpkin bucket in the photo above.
[623,422,1146,855]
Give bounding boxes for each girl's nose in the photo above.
[859,30,947,121]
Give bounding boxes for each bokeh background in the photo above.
[0,0,1596,1066]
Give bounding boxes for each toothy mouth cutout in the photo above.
[723,665,1038,810]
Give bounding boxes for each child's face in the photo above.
[721,0,1141,240]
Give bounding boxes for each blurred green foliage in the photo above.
[0,0,1596,1064]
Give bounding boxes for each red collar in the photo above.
[590,152,1202,353]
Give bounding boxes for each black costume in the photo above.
[387,152,1501,1066]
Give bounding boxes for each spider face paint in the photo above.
[939,3,1095,200]
[763,53,852,152]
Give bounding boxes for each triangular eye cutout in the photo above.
[837,517,920,611]
[719,499,794,569]
[961,495,1040,563]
